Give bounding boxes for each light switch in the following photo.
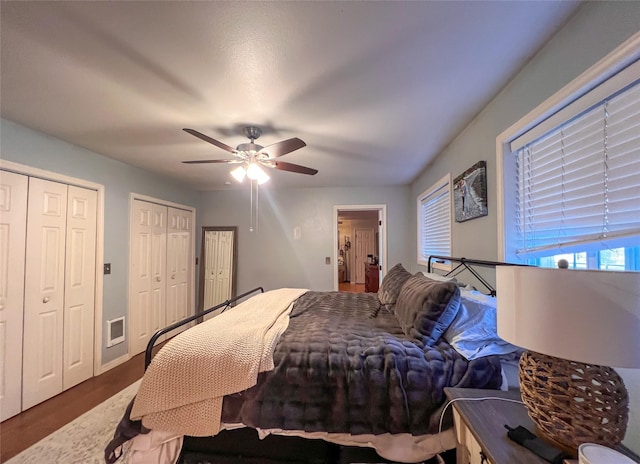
[325,257,331,265]
[104,263,112,275]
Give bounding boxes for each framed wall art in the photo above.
[454,160,488,222]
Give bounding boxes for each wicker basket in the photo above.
[519,350,629,451]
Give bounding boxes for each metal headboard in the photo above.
[427,255,526,296]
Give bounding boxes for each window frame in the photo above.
[497,32,640,264]
[417,173,452,270]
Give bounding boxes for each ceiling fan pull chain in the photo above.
[255,181,259,232]
[249,179,255,232]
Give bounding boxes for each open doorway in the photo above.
[333,205,387,292]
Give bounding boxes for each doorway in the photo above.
[198,226,238,321]
[333,205,387,291]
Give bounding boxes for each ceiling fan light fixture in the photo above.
[230,166,246,183]
[246,163,270,184]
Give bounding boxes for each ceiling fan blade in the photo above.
[183,128,237,154]
[259,137,306,158]
[182,159,240,164]
[272,160,318,175]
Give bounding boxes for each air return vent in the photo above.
[106,317,125,347]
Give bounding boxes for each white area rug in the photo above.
[7,379,141,464]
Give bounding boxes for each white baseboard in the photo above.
[97,353,131,375]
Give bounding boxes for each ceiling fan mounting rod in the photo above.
[243,126,262,142]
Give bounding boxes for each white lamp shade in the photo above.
[496,266,640,368]
[246,163,270,184]
[230,166,246,182]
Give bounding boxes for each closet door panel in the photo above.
[129,200,166,356]
[0,171,28,421]
[166,208,192,335]
[150,204,167,335]
[203,230,233,322]
[23,178,67,410]
[63,186,97,390]
[130,201,153,356]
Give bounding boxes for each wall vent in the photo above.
[107,317,125,347]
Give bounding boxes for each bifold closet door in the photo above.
[166,207,193,336]
[203,230,234,321]
[63,186,97,390]
[0,171,28,421]
[22,178,68,411]
[129,200,167,356]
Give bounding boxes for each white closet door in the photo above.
[129,200,167,356]
[63,186,97,390]
[203,230,234,321]
[23,178,67,410]
[0,171,28,421]
[166,208,192,335]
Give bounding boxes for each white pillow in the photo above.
[443,289,520,360]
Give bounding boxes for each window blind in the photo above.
[515,77,640,257]
[419,182,451,258]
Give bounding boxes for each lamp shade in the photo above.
[496,266,640,369]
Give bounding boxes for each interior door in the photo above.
[166,207,193,336]
[0,171,28,420]
[354,228,374,284]
[23,178,68,410]
[129,200,167,356]
[63,185,97,390]
[200,227,236,321]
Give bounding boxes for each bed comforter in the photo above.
[220,290,502,435]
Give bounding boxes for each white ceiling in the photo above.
[1,1,580,191]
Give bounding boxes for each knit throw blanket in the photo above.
[130,288,308,437]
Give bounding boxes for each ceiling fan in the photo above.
[182,126,318,183]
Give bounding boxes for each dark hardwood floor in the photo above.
[0,350,146,462]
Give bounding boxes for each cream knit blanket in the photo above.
[130,288,308,437]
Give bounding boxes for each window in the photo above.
[499,52,640,271]
[417,174,451,267]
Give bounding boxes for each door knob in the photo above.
[171,274,176,279]
[156,276,161,282]
[43,296,50,303]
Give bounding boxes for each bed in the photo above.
[105,257,521,464]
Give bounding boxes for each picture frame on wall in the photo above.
[454,160,488,222]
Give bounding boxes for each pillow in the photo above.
[420,271,457,283]
[394,273,461,346]
[443,289,520,360]
[377,263,412,308]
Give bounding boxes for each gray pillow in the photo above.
[394,273,461,346]
[377,263,412,309]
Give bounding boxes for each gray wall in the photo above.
[409,1,640,453]
[0,118,201,364]
[199,186,411,293]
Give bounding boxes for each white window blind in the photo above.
[418,176,451,263]
[514,75,640,257]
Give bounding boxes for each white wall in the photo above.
[409,2,640,454]
[199,186,410,293]
[0,118,201,365]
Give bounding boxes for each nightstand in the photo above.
[444,388,639,464]
[444,388,548,464]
